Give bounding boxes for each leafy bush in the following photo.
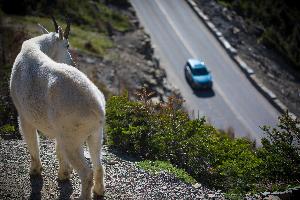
[106,91,291,195]
[258,111,300,183]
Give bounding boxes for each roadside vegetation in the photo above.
[106,89,300,197]
[217,0,300,71]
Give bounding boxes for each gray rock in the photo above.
[193,183,202,189]
[264,195,281,200]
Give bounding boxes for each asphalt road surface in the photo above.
[131,0,280,144]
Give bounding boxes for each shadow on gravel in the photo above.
[30,175,43,200]
[58,180,73,200]
[107,148,140,162]
[193,88,215,98]
[92,193,105,200]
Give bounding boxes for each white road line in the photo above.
[155,0,255,137]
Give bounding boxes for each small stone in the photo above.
[262,192,271,196]
[85,57,96,64]
[193,183,202,189]
[107,160,118,165]
[233,27,240,34]
[264,195,281,200]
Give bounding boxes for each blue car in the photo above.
[184,59,213,89]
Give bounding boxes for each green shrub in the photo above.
[258,111,300,183]
[106,91,285,195]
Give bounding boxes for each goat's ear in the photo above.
[38,24,49,34]
[58,26,64,40]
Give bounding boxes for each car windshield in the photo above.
[192,67,209,75]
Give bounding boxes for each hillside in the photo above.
[218,0,300,71]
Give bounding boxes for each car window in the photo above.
[192,67,209,75]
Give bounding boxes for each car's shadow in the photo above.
[193,88,215,98]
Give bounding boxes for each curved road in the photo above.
[131,0,279,143]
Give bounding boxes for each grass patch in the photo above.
[9,15,114,56]
[97,3,132,32]
[1,0,132,33]
[0,124,15,134]
[137,160,197,184]
[217,0,232,8]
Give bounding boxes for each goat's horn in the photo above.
[58,26,64,40]
[64,18,71,39]
[51,16,58,33]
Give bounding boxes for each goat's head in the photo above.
[39,17,75,66]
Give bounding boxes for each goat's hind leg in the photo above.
[56,141,72,181]
[87,129,105,197]
[19,116,42,176]
[60,140,93,200]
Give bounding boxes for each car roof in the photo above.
[188,59,206,69]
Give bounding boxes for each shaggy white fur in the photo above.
[10,20,105,199]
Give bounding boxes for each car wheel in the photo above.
[184,68,189,82]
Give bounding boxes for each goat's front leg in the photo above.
[56,141,72,181]
[87,129,105,197]
[19,116,42,176]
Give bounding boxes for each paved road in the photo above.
[131,0,279,143]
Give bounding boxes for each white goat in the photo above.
[10,17,105,199]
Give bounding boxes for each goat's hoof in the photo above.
[30,166,42,176]
[78,195,92,200]
[58,171,71,181]
[93,185,105,197]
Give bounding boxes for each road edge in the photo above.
[186,0,296,119]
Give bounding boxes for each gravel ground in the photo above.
[0,138,225,199]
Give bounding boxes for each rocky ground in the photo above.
[0,138,225,199]
[195,0,300,117]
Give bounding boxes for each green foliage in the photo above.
[137,160,197,184]
[217,0,300,70]
[105,90,273,195]
[0,124,15,134]
[0,24,22,139]
[106,90,300,195]
[258,111,300,182]
[0,0,132,33]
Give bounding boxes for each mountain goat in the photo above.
[10,17,105,199]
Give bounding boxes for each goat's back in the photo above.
[10,45,105,138]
